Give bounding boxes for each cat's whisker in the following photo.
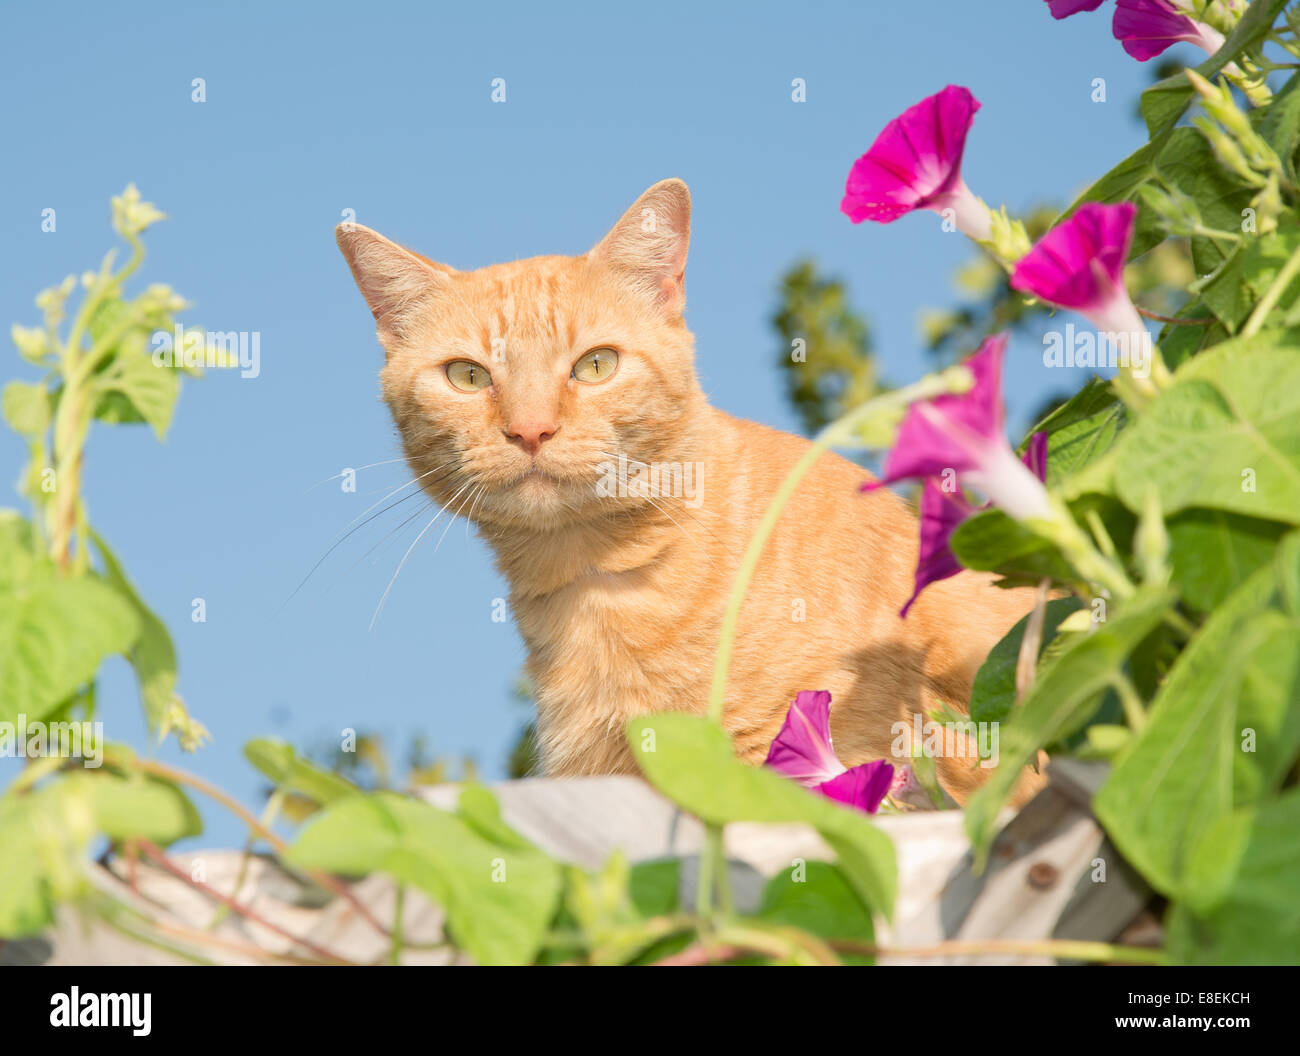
[595,450,651,470]
[593,456,730,560]
[356,477,430,499]
[324,498,435,596]
[277,461,463,615]
[339,459,462,535]
[368,513,443,632]
[639,493,721,570]
[434,483,484,558]
[303,432,463,492]
[369,477,478,630]
[464,482,488,538]
[302,456,416,495]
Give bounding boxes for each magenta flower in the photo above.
[1010,202,1147,339]
[1113,0,1225,61]
[903,481,975,618]
[841,85,991,241]
[901,432,1049,617]
[764,691,895,813]
[862,335,1052,616]
[1046,0,1106,17]
[888,764,919,799]
[1044,0,1228,64]
[1022,430,1049,482]
[864,334,1052,523]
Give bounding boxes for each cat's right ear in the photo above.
[335,224,454,342]
[589,179,691,318]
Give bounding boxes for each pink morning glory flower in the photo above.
[903,481,975,618]
[1046,0,1106,17]
[863,334,1052,525]
[764,690,895,813]
[1010,201,1147,341]
[841,85,992,241]
[900,431,1048,618]
[1113,0,1225,61]
[888,764,918,798]
[1022,429,1049,483]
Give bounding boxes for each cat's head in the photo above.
[336,180,704,532]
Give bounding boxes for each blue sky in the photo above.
[0,0,1173,846]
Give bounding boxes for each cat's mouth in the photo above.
[508,464,568,490]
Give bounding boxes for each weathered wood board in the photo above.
[4,762,1153,966]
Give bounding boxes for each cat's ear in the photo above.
[335,223,455,342]
[589,179,691,317]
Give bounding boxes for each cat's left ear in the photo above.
[588,179,691,317]
[335,223,455,344]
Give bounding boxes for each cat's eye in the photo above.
[445,360,492,392]
[572,347,619,384]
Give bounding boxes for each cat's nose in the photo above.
[504,420,558,456]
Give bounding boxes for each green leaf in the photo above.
[1277,531,1300,620]
[1232,613,1300,806]
[628,858,681,918]
[1108,333,1300,524]
[243,737,359,808]
[1094,566,1299,898]
[1140,80,1198,147]
[1041,399,1125,483]
[2,381,50,437]
[288,790,562,965]
[0,795,56,937]
[285,795,399,874]
[93,346,179,439]
[1139,0,1288,138]
[969,597,1084,726]
[1083,723,1131,758]
[1021,379,1127,482]
[1166,788,1300,965]
[1260,70,1300,183]
[757,860,875,964]
[455,781,535,851]
[1022,378,1115,445]
[90,531,182,732]
[1199,230,1300,333]
[949,508,1079,585]
[1182,787,1300,915]
[1165,896,1300,966]
[566,852,633,935]
[0,557,139,725]
[964,588,1176,862]
[625,713,896,919]
[1154,128,1255,278]
[74,772,202,844]
[1066,136,1169,258]
[0,770,200,938]
[11,325,52,365]
[1156,302,1225,369]
[86,297,131,343]
[566,853,692,964]
[1072,138,1160,211]
[0,510,36,589]
[1167,509,1288,612]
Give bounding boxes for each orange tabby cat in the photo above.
[336,179,1045,806]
